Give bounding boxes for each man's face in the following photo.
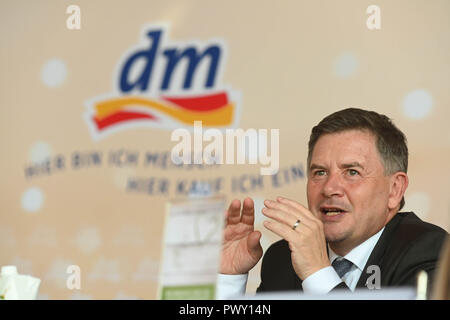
[307,130,394,249]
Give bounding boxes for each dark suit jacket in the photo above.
[256,212,448,293]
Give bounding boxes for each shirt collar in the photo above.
[328,227,385,271]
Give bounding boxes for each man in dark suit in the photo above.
[218,108,448,297]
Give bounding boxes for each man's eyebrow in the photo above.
[309,164,326,171]
[340,162,364,169]
[309,162,365,171]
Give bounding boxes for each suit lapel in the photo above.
[356,213,402,288]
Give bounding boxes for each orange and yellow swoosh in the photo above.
[92,92,234,130]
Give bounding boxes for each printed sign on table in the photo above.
[158,196,226,299]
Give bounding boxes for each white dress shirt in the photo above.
[216,227,385,299]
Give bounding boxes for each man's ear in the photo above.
[388,172,409,210]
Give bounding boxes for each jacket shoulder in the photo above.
[392,212,447,244]
[380,212,448,286]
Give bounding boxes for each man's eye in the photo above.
[348,169,359,176]
[314,170,326,176]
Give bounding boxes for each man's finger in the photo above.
[263,199,315,228]
[263,220,297,243]
[226,199,242,225]
[262,207,307,230]
[247,231,263,259]
[277,197,315,219]
[240,197,255,225]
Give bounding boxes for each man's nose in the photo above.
[322,172,344,197]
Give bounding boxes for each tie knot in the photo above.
[332,258,354,278]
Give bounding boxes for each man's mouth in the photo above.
[320,207,347,217]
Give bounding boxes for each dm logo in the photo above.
[85,24,241,140]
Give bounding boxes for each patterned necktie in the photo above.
[332,258,354,278]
